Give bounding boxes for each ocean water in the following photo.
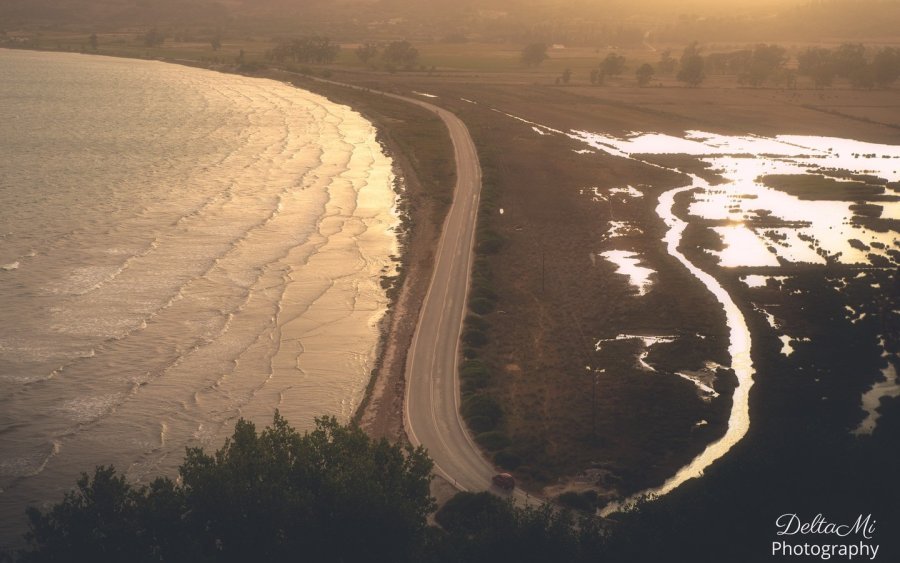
[0,49,398,545]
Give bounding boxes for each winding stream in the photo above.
[600,179,755,514]
[566,129,757,510]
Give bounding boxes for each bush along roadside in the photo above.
[458,140,524,473]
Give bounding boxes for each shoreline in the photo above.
[143,57,452,444]
[263,70,451,444]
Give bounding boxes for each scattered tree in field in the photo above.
[831,43,876,88]
[356,42,379,65]
[831,43,867,80]
[739,43,787,87]
[677,41,705,86]
[636,63,655,86]
[382,40,419,70]
[268,36,340,64]
[798,46,835,88]
[657,49,676,74]
[872,47,900,88]
[561,68,572,84]
[705,50,751,76]
[797,44,900,89]
[88,33,98,50]
[600,52,626,78]
[521,42,548,66]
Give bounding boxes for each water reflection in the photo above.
[572,130,900,268]
[571,127,898,513]
[856,338,900,435]
[600,250,656,295]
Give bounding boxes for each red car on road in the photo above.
[492,473,515,491]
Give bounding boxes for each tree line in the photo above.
[14,414,610,562]
[523,41,900,89]
[355,40,421,71]
[266,36,341,65]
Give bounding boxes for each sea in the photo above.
[0,49,398,547]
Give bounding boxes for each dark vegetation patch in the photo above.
[759,173,890,201]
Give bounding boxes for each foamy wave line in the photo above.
[2,440,64,479]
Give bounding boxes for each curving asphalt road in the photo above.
[296,73,528,500]
[389,95,531,503]
[398,101,492,490]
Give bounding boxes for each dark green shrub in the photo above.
[469,298,495,315]
[462,327,488,348]
[465,415,495,433]
[475,431,511,451]
[465,314,489,332]
[460,361,491,393]
[494,449,522,470]
[557,491,598,512]
[462,394,502,424]
[477,230,504,254]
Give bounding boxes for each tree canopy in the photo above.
[267,36,340,64]
[521,42,548,67]
[677,41,705,86]
[382,40,420,70]
[17,414,612,563]
[20,414,435,562]
[599,52,626,78]
[635,63,654,87]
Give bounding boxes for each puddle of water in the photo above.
[778,334,811,357]
[742,275,788,288]
[601,251,656,295]
[580,186,609,204]
[779,335,795,356]
[844,305,867,324]
[609,185,644,198]
[677,371,720,401]
[607,221,643,239]
[753,304,780,329]
[595,334,676,372]
[497,110,564,135]
[855,339,900,435]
